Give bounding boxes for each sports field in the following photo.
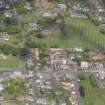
[80,75,105,105]
[34,18,105,49]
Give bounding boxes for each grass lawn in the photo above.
[0,55,22,69]
[1,101,25,105]
[10,34,22,45]
[80,75,105,105]
[31,17,105,49]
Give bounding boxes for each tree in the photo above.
[89,75,97,87]
[19,48,28,56]
[4,79,28,100]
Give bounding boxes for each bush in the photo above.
[100,29,105,34]
[87,13,100,26]
[0,44,28,56]
[4,26,20,34]
[16,4,29,15]
[79,75,86,80]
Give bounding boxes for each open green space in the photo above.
[0,55,22,69]
[27,18,105,49]
[80,75,105,105]
[4,79,28,100]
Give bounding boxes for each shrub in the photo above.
[89,75,97,87]
[100,29,105,34]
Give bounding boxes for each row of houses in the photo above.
[32,48,105,80]
[62,80,79,105]
[32,48,105,66]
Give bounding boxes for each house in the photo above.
[0,84,4,101]
[81,61,89,69]
[36,96,49,105]
[0,53,7,60]
[50,100,56,105]
[0,84,4,93]
[61,80,75,90]
[28,23,40,32]
[43,12,57,18]
[71,4,88,19]
[0,32,10,41]
[68,48,84,53]
[24,2,32,10]
[59,99,66,105]
[69,94,78,105]
[96,63,105,80]
[34,48,40,60]
[70,11,87,19]
[48,48,65,60]
[16,95,34,102]
[98,71,105,80]
[4,10,13,18]
[10,71,25,79]
[57,4,66,12]
[92,52,105,61]
[28,71,34,78]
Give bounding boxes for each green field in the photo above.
[32,18,105,49]
[0,55,22,69]
[80,75,105,105]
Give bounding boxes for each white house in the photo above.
[81,61,89,69]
